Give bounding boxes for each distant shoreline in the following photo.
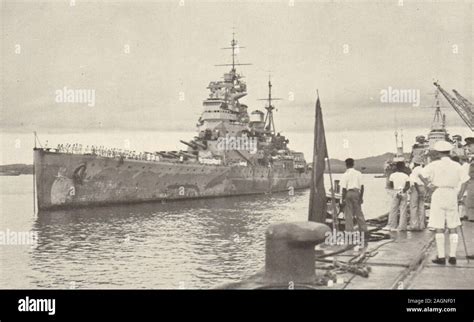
[324,152,406,174]
[0,164,33,175]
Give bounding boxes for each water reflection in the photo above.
[30,191,308,289]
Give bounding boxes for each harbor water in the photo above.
[0,173,390,289]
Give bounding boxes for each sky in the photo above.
[0,0,473,162]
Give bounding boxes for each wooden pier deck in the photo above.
[219,220,474,289]
[323,220,474,290]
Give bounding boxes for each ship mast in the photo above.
[431,88,445,130]
[212,32,252,111]
[215,31,252,83]
[258,76,282,135]
[231,33,236,72]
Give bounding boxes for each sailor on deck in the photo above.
[384,161,410,232]
[340,158,368,246]
[419,140,469,265]
[409,161,426,231]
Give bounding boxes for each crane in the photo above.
[433,82,474,131]
[453,89,474,111]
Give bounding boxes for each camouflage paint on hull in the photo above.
[34,149,311,210]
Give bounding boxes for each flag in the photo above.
[308,96,328,223]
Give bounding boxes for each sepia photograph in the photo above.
[0,0,473,319]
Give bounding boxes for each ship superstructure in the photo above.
[409,87,467,165]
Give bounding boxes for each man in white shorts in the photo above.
[419,141,469,265]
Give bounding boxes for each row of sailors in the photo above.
[49,143,253,165]
[49,144,245,165]
[52,144,163,161]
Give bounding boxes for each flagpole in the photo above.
[309,91,337,223]
[308,92,320,222]
[326,156,338,231]
[33,132,36,216]
[316,90,338,231]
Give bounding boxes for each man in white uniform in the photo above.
[383,162,410,231]
[409,162,426,230]
[419,141,469,265]
[340,158,368,246]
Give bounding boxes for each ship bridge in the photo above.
[201,108,238,122]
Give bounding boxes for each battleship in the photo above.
[33,36,311,210]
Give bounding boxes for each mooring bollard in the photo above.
[265,221,330,285]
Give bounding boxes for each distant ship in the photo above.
[33,35,311,210]
[409,86,467,165]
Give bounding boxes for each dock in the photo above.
[408,222,474,289]
[219,220,474,289]
[323,220,474,289]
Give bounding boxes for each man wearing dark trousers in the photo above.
[341,158,368,247]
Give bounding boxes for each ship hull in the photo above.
[34,149,311,210]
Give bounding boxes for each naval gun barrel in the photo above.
[191,140,207,149]
[180,151,198,159]
[156,151,175,159]
[180,140,198,149]
[168,151,181,158]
